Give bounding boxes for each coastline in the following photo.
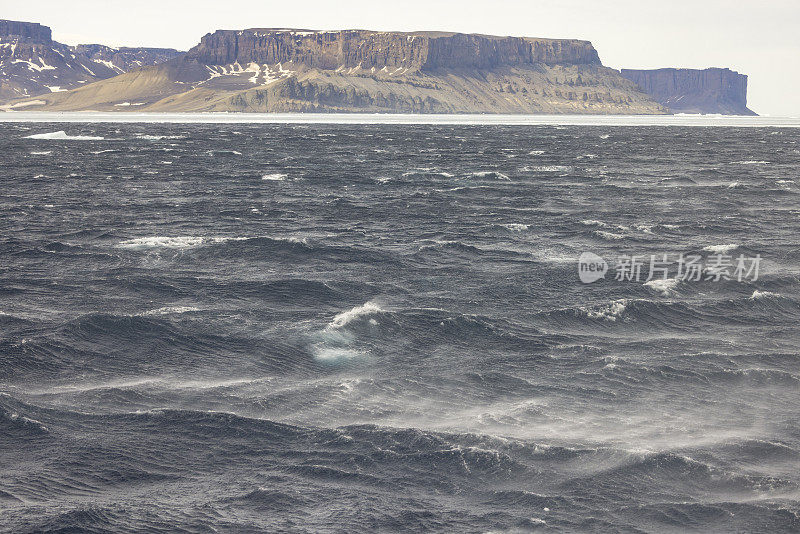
[1,111,797,127]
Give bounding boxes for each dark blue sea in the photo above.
[1,122,800,533]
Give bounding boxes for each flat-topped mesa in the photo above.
[0,19,52,43]
[186,29,601,71]
[620,67,755,115]
[12,25,665,114]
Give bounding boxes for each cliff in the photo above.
[0,19,182,102]
[620,68,755,115]
[4,28,666,114]
[0,20,51,43]
[188,29,602,70]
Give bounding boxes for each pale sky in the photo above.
[4,0,799,116]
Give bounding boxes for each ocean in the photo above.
[1,118,799,532]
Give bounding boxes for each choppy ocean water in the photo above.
[1,121,800,533]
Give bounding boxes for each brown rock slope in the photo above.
[8,29,667,114]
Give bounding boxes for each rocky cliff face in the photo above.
[187,29,601,71]
[0,20,51,43]
[8,28,666,114]
[620,68,755,115]
[0,19,182,102]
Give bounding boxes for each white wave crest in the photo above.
[750,290,779,300]
[502,223,529,232]
[522,165,572,173]
[136,134,186,140]
[116,236,246,250]
[310,302,383,361]
[6,412,48,432]
[583,300,628,322]
[702,244,739,254]
[644,278,680,296]
[262,173,288,181]
[594,230,625,241]
[330,302,383,329]
[26,131,105,141]
[313,347,363,361]
[471,171,511,180]
[581,219,609,228]
[140,306,201,316]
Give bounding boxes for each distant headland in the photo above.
[0,20,755,115]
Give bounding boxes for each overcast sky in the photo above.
[4,0,799,116]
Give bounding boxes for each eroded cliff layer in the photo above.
[620,68,755,115]
[0,20,51,43]
[7,28,666,114]
[188,29,602,70]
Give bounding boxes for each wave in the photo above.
[581,219,610,228]
[658,176,698,186]
[25,131,105,141]
[307,302,552,362]
[702,243,740,254]
[522,165,573,173]
[593,230,625,241]
[581,300,628,322]
[402,169,454,178]
[115,236,247,250]
[139,306,201,316]
[226,487,311,510]
[262,173,288,181]
[0,313,270,379]
[437,185,493,193]
[560,450,795,501]
[136,134,186,140]
[470,171,511,180]
[329,301,384,329]
[412,239,532,261]
[751,290,780,300]
[310,301,384,362]
[0,406,49,435]
[644,278,681,296]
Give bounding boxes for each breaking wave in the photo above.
[25,131,105,141]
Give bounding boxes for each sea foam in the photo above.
[329,302,383,329]
[583,300,628,322]
[116,236,246,250]
[702,244,739,254]
[25,131,105,141]
[644,278,680,296]
[311,302,383,361]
